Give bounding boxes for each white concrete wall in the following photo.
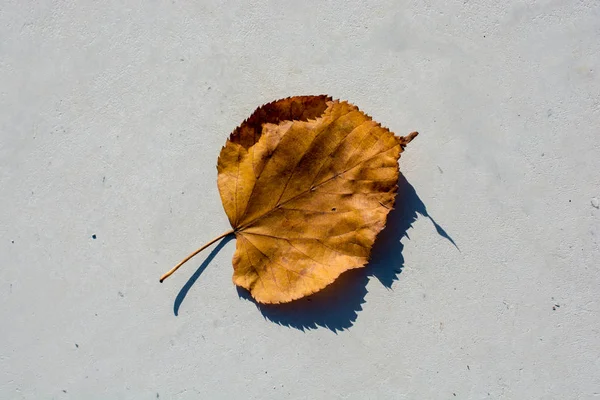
[1,1,599,399]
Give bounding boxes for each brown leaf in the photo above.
[161,95,417,304]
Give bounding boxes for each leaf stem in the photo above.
[159,229,234,282]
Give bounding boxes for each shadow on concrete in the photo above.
[174,174,456,331]
[173,235,234,316]
[236,174,457,332]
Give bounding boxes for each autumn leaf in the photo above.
[160,95,417,304]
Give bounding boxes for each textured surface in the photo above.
[1,0,599,399]
[218,96,414,303]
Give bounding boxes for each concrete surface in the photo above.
[1,1,599,399]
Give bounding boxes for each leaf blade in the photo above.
[218,96,416,303]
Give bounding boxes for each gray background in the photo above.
[1,1,599,399]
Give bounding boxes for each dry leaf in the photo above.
[161,95,417,304]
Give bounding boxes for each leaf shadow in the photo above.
[236,174,457,332]
[173,175,456,331]
[173,235,234,316]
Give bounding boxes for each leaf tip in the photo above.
[406,131,419,141]
[397,131,418,149]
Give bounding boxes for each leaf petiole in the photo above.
[159,229,234,282]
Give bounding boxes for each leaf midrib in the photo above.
[234,142,399,232]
